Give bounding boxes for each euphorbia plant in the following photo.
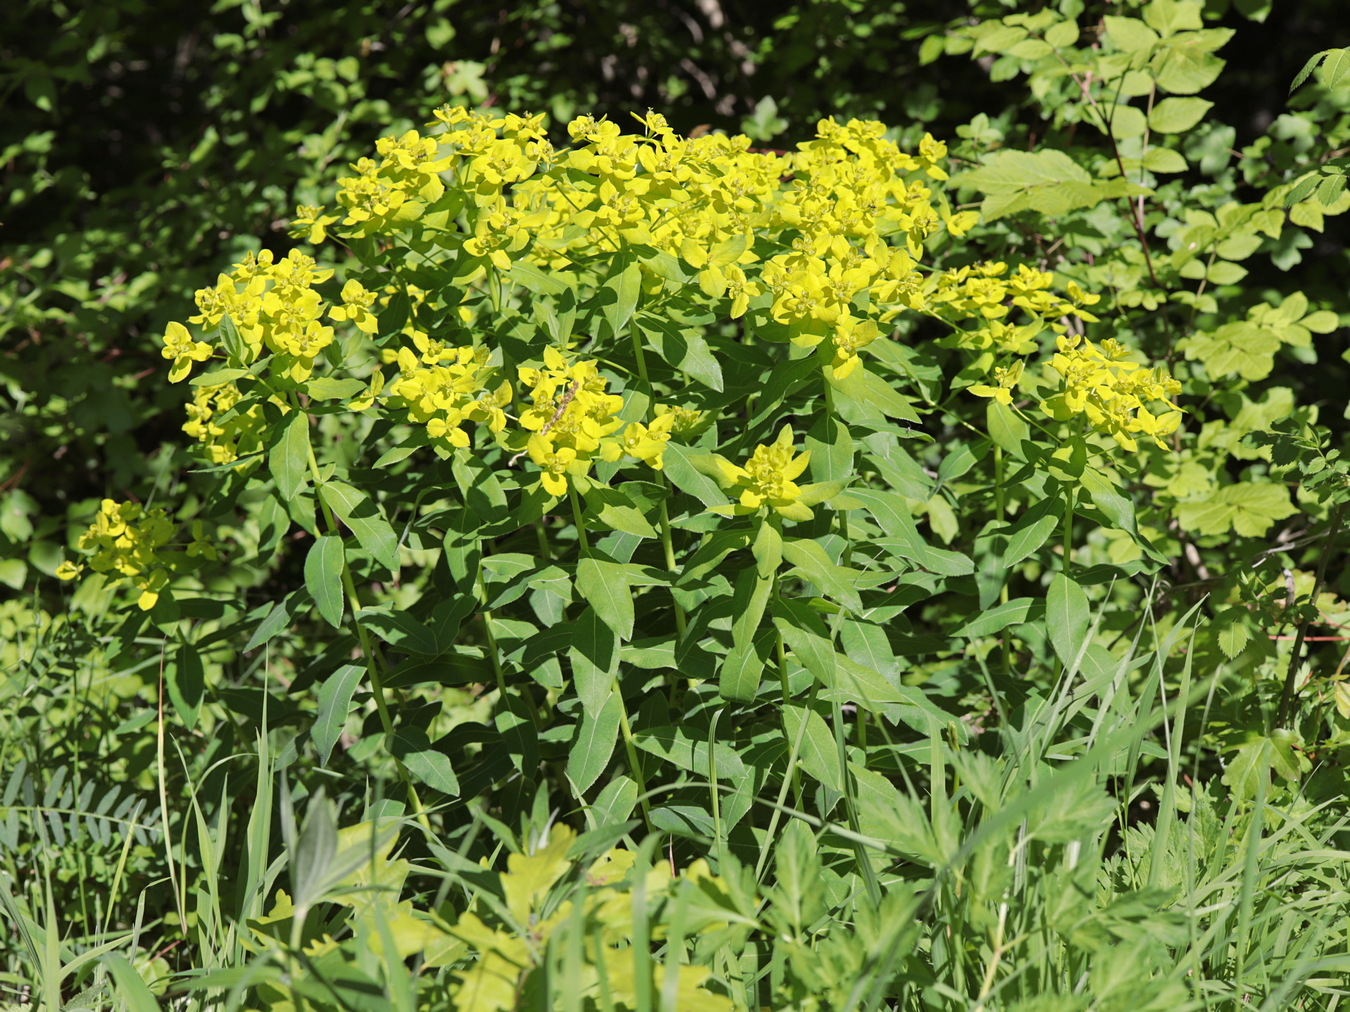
[59,108,1180,846]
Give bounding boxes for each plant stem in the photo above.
[568,483,590,554]
[294,397,430,832]
[657,489,688,641]
[1276,499,1345,727]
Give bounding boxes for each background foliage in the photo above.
[4,1,1350,1010]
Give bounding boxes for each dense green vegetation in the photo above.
[3,1,1349,1009]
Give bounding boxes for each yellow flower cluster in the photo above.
[183,381,272,465]
[1042,336,1183,451]
[55,499,202,610]
[383,336,511,452]
[517,348,626,496]
[711,425,839,522]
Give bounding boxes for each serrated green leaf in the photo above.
[1174,482,1298,537]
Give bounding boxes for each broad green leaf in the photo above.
[1148,96,1212,132]
[166,639,204,730]
[601,258,642,338]
[303,377,367,400]
[782,538,861,612]
[1143,147,1188,173]
[783,704,843,792]
[390,727,460,795]
[1174,482,1298,537]
[269,410,310,503]
[305,534,345,628]
[847,487,975,577]
[773,598,836,687]
[633,726,747,779]
[1153,31,1231,94]
[953,597,1044,638]
[953,148,1145,221]
[662,442,730,508]
[723,545,776,702]
[1047,572,1090,669]
[569,606,618,713]
[313,663,363,765]
[575,557,634,642]
[319,480,400,572]
[986,400,1030,456]
[1079,466,1138,536]
[291,792,338,909]
[495,693,539,777]
[1104,15,1159,54]
[636,315,724,391]
[1002,496,1060,567]
[1214,609,1251,660]
[1045,20,1080,48]
[588,776,638,829]
[567,691,622,794]
[1222,731,1308,801]
[806,413,855,485]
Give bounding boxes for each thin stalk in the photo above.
[657,490,687,640]
[1276,499,1345,727]
[568,483,590,554]
[615,683,653,831]
[993,443,1012,675]
[294,398,430,831]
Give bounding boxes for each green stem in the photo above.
[994,444,1012,675]
[1276,500,1345,727]
[1062,481,1075,574]
[615,683,653,831]
[628,325,652,390]
[657,489,688,641]
[568,483,590,554]
[294,396,430,832]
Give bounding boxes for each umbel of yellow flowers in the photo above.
[709,426,842,523]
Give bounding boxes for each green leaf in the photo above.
[953,148,1146,221]
[291,792,338,909]
[722,526,780,701]
[846,487,975,576]
[1001,497,1060,567]
[784,704,843,792]
[101,954,161,1012]
[1079,466,1138,536]
[781,538,861,612]
[269,410,310,503]
[1047,572,1090,669]
[303,377,367,400]
[567,691,621,794]
[773,598,836,687]
[1174,482,1299,537]
[1143,147,1188,173]
[166,640,205,730]
[986,400,1030,457]
[569,606,618,713]
[319,479,400,572]
[663,441,730,508]
[1148,96,1212,132]
[305,534,346,628]
[313,663,363,765]
[636,315,724,391]
[390,727,459,795]
[805,413,854,485]
[1222,732,1308,801]
[1104,15,1159,54]
[575,558,635,642]
[1214,609,1251,660]
[953,597,1044,638]
[633,726,747,779]
[601,257,642,338]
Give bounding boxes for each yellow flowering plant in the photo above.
[55,110,1206,1006]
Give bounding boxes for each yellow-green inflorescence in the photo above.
[66,108,1184,604]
